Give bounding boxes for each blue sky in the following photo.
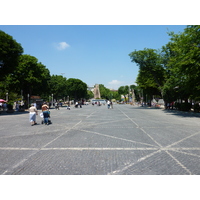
[0,25,187,89]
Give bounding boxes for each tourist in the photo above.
[42,102,49,125]
[107,100,110,109]
[29,103,38,126]
[110,101,113,109]
[55,102,59,110]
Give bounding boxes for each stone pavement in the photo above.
[1,104,200,175]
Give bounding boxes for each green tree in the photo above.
[163,25,200,102]
[0,30,23,81]
[129,48,166,105]
[49,75,68,101]
[7,54,51,100]
[118,85,129,102]
[66,78,87,100]
[110,90,121,101]
[98,84,121,100]
[86,90,94,100]
[129,48,166,97]
[99,84,111,99]
[136,71,161,104]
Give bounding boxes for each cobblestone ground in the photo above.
[1,104,200,175]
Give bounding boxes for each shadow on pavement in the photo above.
[128,105,200,118]
[129,105,162,110]
[0,111,29,116]
[162,109,200,118]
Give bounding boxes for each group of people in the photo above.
[91,100,113,108]
[75,101,82,108]
[0,102,7,111]
[29,100,113,126]
[29,102,50,126]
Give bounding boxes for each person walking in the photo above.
[110,101,113,109]
[66,101,71,110]
[107,100,110,109]
[29,103,38,126]
[55,102,59,110]
[42,102,49,125]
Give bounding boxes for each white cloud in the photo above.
[108,80,123,90]
[55,42,70,50]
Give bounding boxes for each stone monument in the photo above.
[93,84,101,99]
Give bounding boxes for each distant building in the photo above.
[110,89,118,92]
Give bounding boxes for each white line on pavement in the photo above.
[1,147,200,151]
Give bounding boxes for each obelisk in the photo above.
[93,84,101,99]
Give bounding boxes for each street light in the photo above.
[52,94,53,108]
[21,90,23,101]
[6,92,8,102]
[27,94,29,108]
[67,96,70,107]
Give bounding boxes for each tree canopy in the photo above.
[65,78,88,100]
[163,25,200,101]
[99,84,111,99]
[0,30,23,81]
[118,85,130,102]
[49,75,68,100]
[129,48,166,97]
[7,54,51,98]
[129,25,200,107]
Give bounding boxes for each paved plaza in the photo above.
[1,103,200,175]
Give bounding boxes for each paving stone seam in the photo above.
[168,149,200,158]
[165,150,192,175]
[74,128,158,147]
[1,147,200,151]
[111,105,196,175]
[107,150,161,175]
[166,130,200,148]
[116,106,163,148]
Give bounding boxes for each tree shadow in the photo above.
[129,105,162,110]
[0,110,29,116]
[162,109,200,118]
[129,105,200,118]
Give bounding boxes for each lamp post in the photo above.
[52,94,53,108]
[142,89,144,106]
[6,92,8,102]
[21,90,23,101]
[67,96,69,107]
[27,94,29,108]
